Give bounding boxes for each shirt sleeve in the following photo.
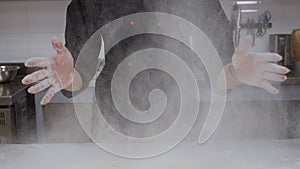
[61,0,102,98]
[197,0,234,65]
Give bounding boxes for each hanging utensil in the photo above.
[263,10,272,35]
[231,4,242,48]
[246,18,251,35]
[257,10,272,37]
[251,18,256,46]
[256,18,264,37]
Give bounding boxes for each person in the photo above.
[22,0,289,106]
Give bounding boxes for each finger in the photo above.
[257,53,283,62]
[51,37,64,55]
[259,80,279,94]
[264,63,291,74]
[24,57,51,67]
[263,72,287,82]
[28,79,51,94]
[236,35,253,55]
[40,87,58,105]
[22,69,50,84]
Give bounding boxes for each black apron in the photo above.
[62,0,234,138]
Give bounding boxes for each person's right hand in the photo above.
[22,37,74,105]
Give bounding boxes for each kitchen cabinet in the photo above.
[0,76,37,144]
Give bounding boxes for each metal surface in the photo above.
[281,73,300,85]
[292,28,300,62]
[0,77,28,106]
[34,93,46,143]
[269,34,292,68]
[256,10,272,37]
[0,108,15,144]
[0,76,37,144]
[231,4,241,48]
[251,18,255,46]
[0,66,20,83]
[231,2,272,47]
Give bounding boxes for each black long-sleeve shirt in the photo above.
[62,0,234,96]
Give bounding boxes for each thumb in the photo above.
[236,35,253,55]
[51,37,64,54]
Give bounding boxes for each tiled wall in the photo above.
[0,0,70,62]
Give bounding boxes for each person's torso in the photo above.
[65,0,234,137]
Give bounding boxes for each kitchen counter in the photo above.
[0,139,300,169]
[0,76,28,106]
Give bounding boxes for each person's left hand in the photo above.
[232,36,290,94]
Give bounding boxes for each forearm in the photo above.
[65,69,83,91]
[218,63,241,90]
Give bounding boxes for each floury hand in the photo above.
[232,35,290,94]
[22,37,74,105]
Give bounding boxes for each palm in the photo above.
[22,38,74,105]
[232,36,290,94]
[49,45,73,89]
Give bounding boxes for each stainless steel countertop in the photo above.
[0,76,28,106]
[0,140,300,169]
